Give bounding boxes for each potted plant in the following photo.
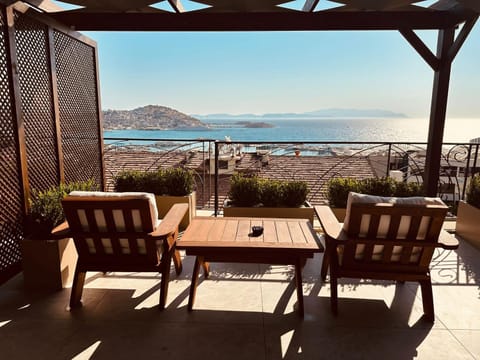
[22,179,98,291]
[456,173,480,250]
[113,167,196,229]
[326,177,424,222]
[223,173,314,224]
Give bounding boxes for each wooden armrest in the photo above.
[150,203,189,238]
[438,229,460,250]
[51,221,71,239]
[314,206,347,240]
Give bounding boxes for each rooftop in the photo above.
[1,225,479,359]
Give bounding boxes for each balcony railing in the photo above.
[104,137,480,215]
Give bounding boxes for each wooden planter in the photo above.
[456,200,480,250]
[20,237,78,292]
[223,201,314,224]
[155,191,196,230]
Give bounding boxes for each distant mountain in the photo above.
[193,108,407,120]
[103,105,207,130]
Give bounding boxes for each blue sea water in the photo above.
[104,118,480,144]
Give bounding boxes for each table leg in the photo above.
[295,258,305,317]
[188,256,203,311]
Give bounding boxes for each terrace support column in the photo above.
[424,27,455,197]
[401,16,478,197]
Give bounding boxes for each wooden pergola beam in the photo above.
[424,27,455,197]
[50,10,473,31]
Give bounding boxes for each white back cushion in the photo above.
[341,192,446,262]
[68,191,159,230]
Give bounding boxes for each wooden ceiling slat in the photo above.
[50,10,475,31]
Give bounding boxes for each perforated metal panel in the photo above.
[0,9,23,282]
[14,13,59,192]
[54,30,102,186]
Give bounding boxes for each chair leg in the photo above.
[159,253,172,310]
[420,278,435,322]
[321,252,330,281]
[69,267,86,309]
[173,249,183,275]
[330,275,338,315]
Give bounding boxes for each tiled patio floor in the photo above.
[0,232,479,360]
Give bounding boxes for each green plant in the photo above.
[28,179,98,238]
[327,177,425,208]
[113,167,194,196]
[282,181,309,207]
[466,173,480,209]
[327,178,361,208]
[359,177,396,197]
[228,174,309,207]
[260,179,284,207]
[162,167,194,196]
[394,181,425,197]
[228,173,261,207]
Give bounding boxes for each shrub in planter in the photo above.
[360,177,396,197]
[282,180,309,207]
[394,181,425,198]
[456,174,480,250]
[24,179,98,291]
[259,179,284,207]
[327,177,425,209]
[327,178,361,208]
[162,167,194,196]
[227,173,262,207]
[466,173,480,209]
[28,179,98,238]
[113,167,194,196]
[225,174,313,223]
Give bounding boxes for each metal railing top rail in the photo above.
[105,138,476,146]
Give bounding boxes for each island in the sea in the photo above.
[235,121,274,128]
[103,105,207,130]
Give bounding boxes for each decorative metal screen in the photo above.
[0,9,23,283]
[54,30,103,186]
[14,13,59,192]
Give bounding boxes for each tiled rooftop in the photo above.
[1,225,479,359]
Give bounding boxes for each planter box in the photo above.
[331,208,347,223]
[20,237,78,292]
[456,200,480,250]
[223,201,314,224]
[155,191,196,230]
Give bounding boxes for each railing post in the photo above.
[386,143,392,178]
[461,144,473,201]
[214,141,219,217]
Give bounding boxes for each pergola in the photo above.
[4,0,480,196]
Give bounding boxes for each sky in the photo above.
[76,6,480,119]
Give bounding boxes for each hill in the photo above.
[103,105,206,130]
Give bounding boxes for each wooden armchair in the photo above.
[315,192,459,322]
[52,191,188,310]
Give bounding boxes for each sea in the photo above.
[104,118,480,144]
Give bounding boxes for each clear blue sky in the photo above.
[85,24,480,118]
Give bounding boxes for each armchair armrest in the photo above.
[314,206,348,241]
[150,203,189,238]
[51,221,71,239]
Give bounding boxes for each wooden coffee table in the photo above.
[176,216,324,316]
